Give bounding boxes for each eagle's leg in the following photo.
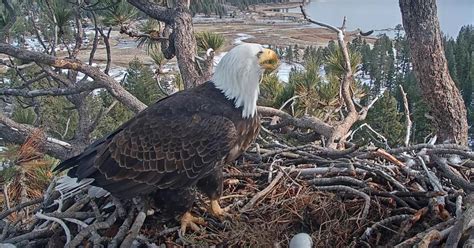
[152,188,205,233]
[196,167,231,219]
[179,211,206,234]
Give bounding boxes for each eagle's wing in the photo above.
[60,99,238,199]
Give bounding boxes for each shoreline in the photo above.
[1,2,378,74]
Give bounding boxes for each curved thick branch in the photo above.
[0,43,147,113]
[0,113,72,160]
[258,106,334,137]
[298,5,375,147]
[126,0,175,24]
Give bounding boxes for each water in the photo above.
[292,0,474,37]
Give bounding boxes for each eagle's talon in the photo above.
[210,200,232,219]
[179,212,206,234]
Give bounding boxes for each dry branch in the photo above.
[239,171,284,213]
[0,43,147,113]
[399,85,412,146]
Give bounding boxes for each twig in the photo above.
[417,230,441,248]
[261,145,311,158]
[313,185,370,221]
[455,195,463,218]
[306,176,366,187]
[361,214,412,241]
[3,229,54,244]
[45,212,96,219]
[291,167,360,177]
[120,209,147,248]
[156,226,180,237]
[0,221,10,241]
[399,85,412,147]
[108,209,135,248]
[418,156,445,205]
[431,154,474,192]
[65,211,117,248]
[388,144,469,154]
[0,197,43,220]
[35,212,71,244]
[240,171,284,213]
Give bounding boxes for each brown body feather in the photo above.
[54,82,260,206]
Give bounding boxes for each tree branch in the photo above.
[119,26,169,42]
[399,85,412,146]
[0,42,147,113]
[126,0,175,24]
[258,106,334,138]
[0,82,100,97]
[0,113,72,160]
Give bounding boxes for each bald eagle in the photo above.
[54,43,279,233]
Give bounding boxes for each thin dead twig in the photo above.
[417,230,441,248]
[388,144,469,154]
[361,214,412,241]
[3,229,53,244]
[313,185,370,221]
[431,154,474,192]
[65,211,117,248]
[35,212,71,244]
[0,197,43,220]
[306,176,366,187]
[399,85,412,147]
[239,171,284,213]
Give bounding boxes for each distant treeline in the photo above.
[190,0,290,17]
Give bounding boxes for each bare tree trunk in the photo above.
[128,0,204,89]
[173,3,201,88]
[399,0,468,145]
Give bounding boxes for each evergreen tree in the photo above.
[293,44,300,62]
[364,92,404,147]
[124,58,165,106]
[285,45,293,62]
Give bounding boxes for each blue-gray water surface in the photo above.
[292,0,474,37]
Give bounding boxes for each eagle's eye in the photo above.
[256,51,263,57]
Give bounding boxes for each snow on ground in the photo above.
[234,33,255,45]
[116,39,140,50]
[277,62,303,83]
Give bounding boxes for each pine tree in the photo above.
[124,58,165,106]
[364,92,404,146]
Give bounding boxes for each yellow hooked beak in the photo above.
[258,48,279,73]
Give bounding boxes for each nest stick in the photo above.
[314,185,370,221]
[109,208,135,248]
[35,212,71,244]
[65,211,117,248]
[240,171,284,213]
[0,197,43,220]
[361,214,412,241]
[3,229,54,244]
[120,209,147,248]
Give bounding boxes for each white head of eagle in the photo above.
[212,43,279,119]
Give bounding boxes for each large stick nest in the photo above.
[1,135,473,247]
